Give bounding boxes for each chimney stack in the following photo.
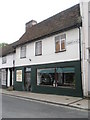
[26,20,37,31]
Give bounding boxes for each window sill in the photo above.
[55,49,66,53]
[20,57,26,59]
[35,54,42,56]
[37,85,75,89]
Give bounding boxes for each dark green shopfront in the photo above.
[14,60,83,97]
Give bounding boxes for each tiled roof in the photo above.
[13,4,82,47]
[1,43,15,57]
[1,4,82,56]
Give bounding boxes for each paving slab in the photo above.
[69,99,89,110]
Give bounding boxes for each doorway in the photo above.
[10,69,12,86]
[24,67,31,91]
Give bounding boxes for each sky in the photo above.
[0,0,79,44]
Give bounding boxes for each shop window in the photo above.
[20,45,26,59]
[56,68,75,88]
[2,56,6,64]
[35,41,42,56]
[37,67,75,88]
[1,69,7,85]
[37,68,55,86]
[55,34,66,53]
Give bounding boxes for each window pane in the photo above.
[37,67,75,88]
[20,46,26,58]
[35,41,42,55]
[1,69,6,85]
[37,68,55,87]
[55,40,60,52]
[2,56,6,64]
[55,34,66,52]
[61,39,65,50]
[57,67,75,88]
[61,34,66,39]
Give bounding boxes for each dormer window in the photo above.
[2,56,6,64]
[20,45,26,59]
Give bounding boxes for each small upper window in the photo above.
[35,41,42,56]
[2,56,6,64]
[20,45,26,59]
[55,34,66,53]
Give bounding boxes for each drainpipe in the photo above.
[78,26,83,97]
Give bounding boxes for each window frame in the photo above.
[20,45,26,59]
[2,56,7,64]
[55,34,66,53]
[35,41,42,56]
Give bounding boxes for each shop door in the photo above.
[25,72,31,91]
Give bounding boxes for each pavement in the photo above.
[0,88,90,111]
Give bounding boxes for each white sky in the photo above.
[0,0,79,44]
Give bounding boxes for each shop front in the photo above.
[14,60,83,97]
[14,67,31,91]
[1,68,7,88]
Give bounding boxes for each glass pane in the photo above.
[2,57,6,64]
[37,68,55,87]
[57,67,75,88]
[35,41,42,55]
[20,46,26,58]
[61,40,65,50]
[56,40,60,52]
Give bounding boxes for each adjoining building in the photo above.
[0,1,90,97]
[0,44,15,88]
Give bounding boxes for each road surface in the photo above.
[2,94,88,118]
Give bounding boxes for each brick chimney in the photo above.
[26,20,37,31]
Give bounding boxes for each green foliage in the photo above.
[0,43,8,48]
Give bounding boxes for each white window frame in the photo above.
[55,34,66,53]
[35,41,42,56]
[2,56,7,64]
[20,45,26,59]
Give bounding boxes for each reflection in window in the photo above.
[37,67,75,88]
[37,68,55,86]
[56,68,75,87]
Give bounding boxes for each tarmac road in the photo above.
[2,94,88,118]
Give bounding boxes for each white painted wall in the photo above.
[0,53,16,69]
[0,53,15,86]
[80,1,90,96]
[88,1,90,95]
[0,57,2,69]
[15,28,80,67]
